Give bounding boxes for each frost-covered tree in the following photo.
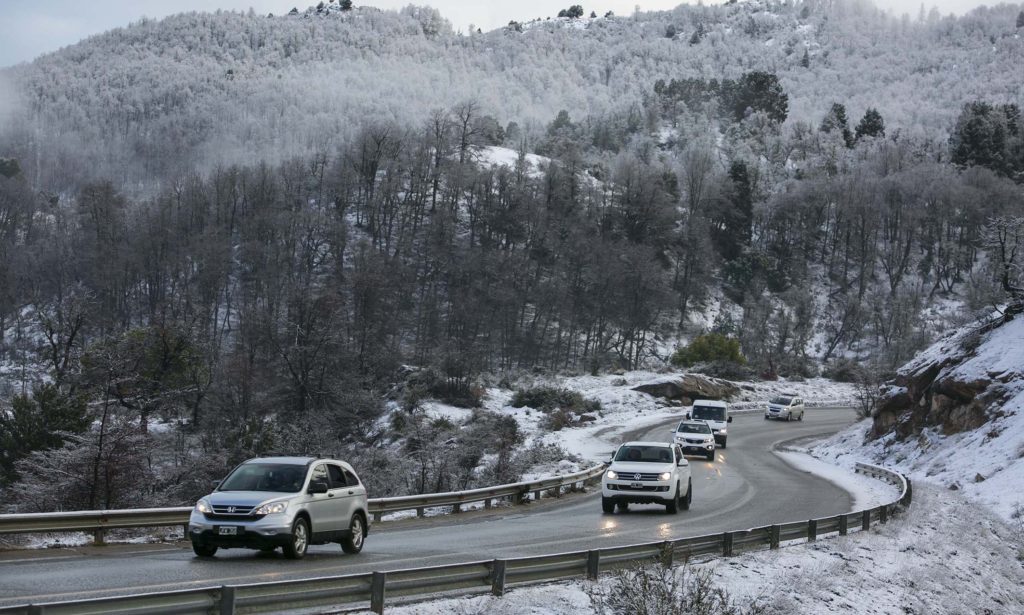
[820,103,854,148]
[855,108,886,141]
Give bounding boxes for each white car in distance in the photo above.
[673,420,716,461]
[602,441,692,514]
[687,400,732,448]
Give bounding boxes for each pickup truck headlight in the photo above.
[605,470,618,480]
[255,501,288,515]
[658,472,672,481]
[194,499,212,514]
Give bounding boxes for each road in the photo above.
[0,408,859,606]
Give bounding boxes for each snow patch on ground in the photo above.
[473,146,549,178]
[363,484,1024,615]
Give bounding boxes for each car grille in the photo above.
[608,484,668,492]
[684,438,706,445]
[617,472,662,482]
[205,504,260,521]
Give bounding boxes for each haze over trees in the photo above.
[0,0,1022,511]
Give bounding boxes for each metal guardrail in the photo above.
[0,465,606,543]
[0,462,910,615]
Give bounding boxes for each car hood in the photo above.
[609,462,678,474]
[205,491,291,508]
[676,432,714,440]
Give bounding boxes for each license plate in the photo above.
[630,482,643,488]
[218,526,238,536]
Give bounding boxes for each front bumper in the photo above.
[188,511,294,549]
[602,480,673,504]
[712,433,726,445]
[677,441,715,455]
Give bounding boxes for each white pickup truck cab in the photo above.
[602,441,692,514]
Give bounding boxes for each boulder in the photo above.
[633,373,739,402]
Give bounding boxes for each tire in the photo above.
[786,412,792,422]
[602,497,615,514]
[764,414,769,420]
[192,542,217,557]
[798,411,804,421]
[681,479,692,510]
[341,514,366,554]
[616,501,629,512]
[706,450,715,461]
[283,517,310,560]
[666,484,679,514]
[721,438,727,449]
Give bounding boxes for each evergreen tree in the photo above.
[340,0,353,10]
[1017,10,1024,28]
[855,108,886,141]
[820,103,854,148]
[722,72,788,124]
[801,48,810,68]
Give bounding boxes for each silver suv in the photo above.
[765,395,805,421]
[188,457,369,559]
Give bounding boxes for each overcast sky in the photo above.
[0,0,996,67]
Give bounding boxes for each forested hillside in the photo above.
[0,0,1022,512]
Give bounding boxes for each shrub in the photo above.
[671,334,746,367]
[690,361,756,381]
[510,386,601,414]
[589,562,766,615]
[822,358,864,383]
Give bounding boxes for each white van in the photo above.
[686,400,732,448]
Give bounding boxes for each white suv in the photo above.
[602,442,692,514]
[673,420,716,461]
[189,457,370,559]
[765,395,805,421]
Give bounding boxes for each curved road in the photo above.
[0,408,859,606]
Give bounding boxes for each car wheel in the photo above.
[602,497,615,514]
[764,414,769,420]
[616,501,629,512]
[192,542,217,558]
[283,517,310,560]
[721,439,727,449]
[798,411,804,421]
[341,514,365,554]
[681,479,692,510]
[666,485,679,514]
[706,450,715,461]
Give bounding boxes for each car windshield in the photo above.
[677,422,712,434]
[770,397,793,405]
[614,445,674,463]
[219,463,306,492]
[691,405,725,422]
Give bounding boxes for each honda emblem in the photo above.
[227,506,236,513]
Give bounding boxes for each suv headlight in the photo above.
[658,472,672,481]
[194,499,212,514]
[605,470,618,480]
[255,501,288,515]
[719,428,727,435]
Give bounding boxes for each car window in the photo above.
[219,463,305,492]
[614,445,674,463]
[674,445,683,462]
[770,397,792,405]
[327,464,347,489]
[311,464,329,487]
[691,406,725,422]
[677,422,711,434]
[343,469,361,487]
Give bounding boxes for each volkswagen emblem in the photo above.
[634,473,641,481]
[227,506,236,513]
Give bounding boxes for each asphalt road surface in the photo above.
[0,407,860,606]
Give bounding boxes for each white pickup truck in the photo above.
[602,441,692,514]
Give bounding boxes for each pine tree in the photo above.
[340,0,353,10]
[855,108,886,141]
[801,49,810,68]
[1017,10,1024,28]
[820,103,854,148]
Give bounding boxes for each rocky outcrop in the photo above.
[633,373,740,404]
[871,312,1022,440]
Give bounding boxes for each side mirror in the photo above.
[678,459,688,466]
[308,481,329,495]
[727,416,733,423]
[211,480,222,490]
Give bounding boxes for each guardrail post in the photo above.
[416,507,424,518]
[862,509,871,531]
[534,489,542,502]
[373,512,383,523]
[514,488,527,505]
[27,606,42,615]
[769,525,780,549]
[586,550,600,580]
[839,515,848,536]
[484,498,492,510]
[879,505,888,524]
[452,503,461,514]
[903,478,913,506]
[182,524,189,540]
[660,541,674,568]
[220,585,237,615]
[93,529,106,546]
[491,559,507,596]
[370,571,386,615]
[807,519,817,542]
[722,532,734,557]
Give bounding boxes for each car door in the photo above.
[327,464,359,530]
[306,463,343,539]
